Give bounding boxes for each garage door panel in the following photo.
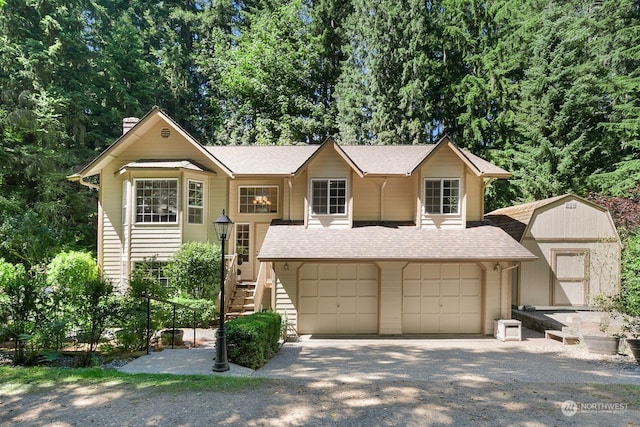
[358,296,378,313]
[319,281,337,296]
[421,296,440,314]
[420,315,439,333]
[403,263,482,334]
[420,265,440,279]
[339,280,357,297]
[318,297,337,314]
[440,280,460,296]
[299,298,317,314]
[298,263,378,335]
[404,280,421,296]
[441,264,460,279]
[440,297,460,314]
[404,298,421,314]
[340,298,357,313]
[299,281,318,297]
[440,315,460,333]
[421,280,440,296]
[461,280,481,296]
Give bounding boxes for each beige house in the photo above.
[70,107,536,336]
[486,195,621,308]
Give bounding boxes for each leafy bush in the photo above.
[226,311,282,370]
[164,297,217,328]
[0,259,45,364]
[166,241,221,300]
[621,232,640,316]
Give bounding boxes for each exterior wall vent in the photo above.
[565,201,577,209]
[160,127,171,138]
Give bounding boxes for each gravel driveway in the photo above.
[2,330,640,426]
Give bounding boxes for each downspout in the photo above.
[380,178,387,222]
[287,177,293,221]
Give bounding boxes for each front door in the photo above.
[551,249,589,306]
[236,223,271,281]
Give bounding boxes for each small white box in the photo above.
[494,319,522,341]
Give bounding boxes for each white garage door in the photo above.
[403,263,482,334]
[298,263,378,334]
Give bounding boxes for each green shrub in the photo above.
[226,311,282,370]
[165,297,217,328]
[166,242,221,300]
[621,232,640,316]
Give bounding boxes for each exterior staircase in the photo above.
[226,281,256,320]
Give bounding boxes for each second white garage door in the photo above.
[298,263,378,334]
[403,263,482,333]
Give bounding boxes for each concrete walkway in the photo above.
[118,327,640,385]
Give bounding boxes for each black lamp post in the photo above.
[213,209,233,372]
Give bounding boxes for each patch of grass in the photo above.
[0,366,263,395]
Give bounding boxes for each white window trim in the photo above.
[235,223,251,264]
[187,179,205,224]
[310,178,348,216]
[134,178,179,225]
[423,178,461,215]
[238,185,279,214]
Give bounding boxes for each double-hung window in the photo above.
[311,179,347,215]
[424,179,460,214]
[135,179,178,223]
[187,180,204,224]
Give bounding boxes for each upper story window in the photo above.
[135,179,178,223]
[312,179,347,215]
[424,179,460,214]
[239,186,278,214]
[187,180,204,224]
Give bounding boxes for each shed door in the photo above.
[403,263,482,334]
[298,263,378,334]
[552,250,589,306]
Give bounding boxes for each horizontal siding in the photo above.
[130,226,182,260]
[419,146,466,229]
[307,147,351,228]
[275,276,297,333]
[102,210,122,285]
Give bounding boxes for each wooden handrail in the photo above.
[253,261,272,313]
[223,254,237,316]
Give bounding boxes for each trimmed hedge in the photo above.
[226,311,282,370]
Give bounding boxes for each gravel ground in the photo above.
[2,330,640,426]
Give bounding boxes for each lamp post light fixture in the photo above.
[213,209,233,372]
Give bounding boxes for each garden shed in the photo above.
[486,194,621,308]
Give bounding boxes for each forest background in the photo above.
[1,0,639,265]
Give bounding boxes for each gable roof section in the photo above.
[70,107,511,182]
[258,225,536,262]
[69,107,233,182]
[205,145,320,176]
[485,194,608,241]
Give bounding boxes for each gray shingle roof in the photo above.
[339,145,435,175]
[258,225,536,262]
[205,145,319,175]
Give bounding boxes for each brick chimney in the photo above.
[122,117,140,135]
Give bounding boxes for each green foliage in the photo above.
[166,241,221,300]
[166,297,217,329]
[46,251,98,292]
[128,257,171,300]
[226,311,282,370]
[621,232,640,317]
[0,259,45,364]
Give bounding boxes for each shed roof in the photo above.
[258,225,536,262]
[485,194,604,241]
